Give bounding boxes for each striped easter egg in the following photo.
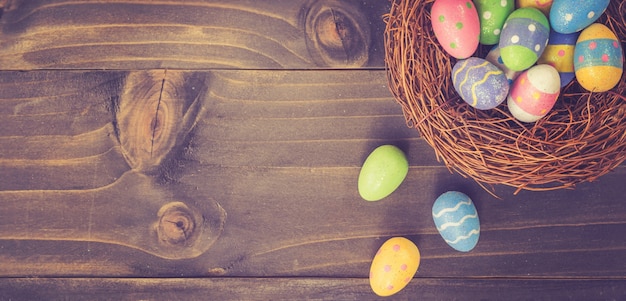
[507,64,561,123]
[574,23,624,92]
[537,29,579,87]
[499,7,550,71]
[432,191,480,252]
[452,57,509,110]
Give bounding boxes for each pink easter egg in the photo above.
[507,64,561,123]
[431,0,481,59]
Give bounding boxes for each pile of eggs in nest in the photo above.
[431,0,623,122]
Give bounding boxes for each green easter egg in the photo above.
[475,0,514,45]
[499,7,550,71]
[358,145,409,201]
[501,45,538,71]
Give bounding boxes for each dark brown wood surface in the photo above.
[1,1,625,300]
[0,0,388,69]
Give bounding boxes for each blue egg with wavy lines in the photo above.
[432,191,480,252]
[452,57,509,110]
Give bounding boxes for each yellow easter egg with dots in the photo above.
[574,23,623,92]
[369,237,421,297]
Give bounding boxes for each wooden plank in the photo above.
[0,0,389,70]
[1,70,625,280]
[1,277,625,300]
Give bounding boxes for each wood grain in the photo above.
[0,0,388,70]
[2,1,626,299]
[0,70,225,259]
[1,277,625,300]
[1,70,625,281]
[0,170,227,260]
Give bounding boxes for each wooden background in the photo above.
[1,0,625,300]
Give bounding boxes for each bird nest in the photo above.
[383,0,626,193]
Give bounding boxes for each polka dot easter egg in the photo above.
[499,7,550,71]
[537,29,579,87]
[358,145,408,201]
[475,0,514,45]
[574,23,623,92]
[508,64,561,123]
[486,44,521,85]
[432,191,480,252]
[452,57,509,110]
[431,0,480,59]
[516,0,553,16]
[369,237,421,297]
[550,0,610,34]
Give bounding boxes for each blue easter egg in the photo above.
[432,191,480,252]
[550,0,610,34]
[452,57,509,110]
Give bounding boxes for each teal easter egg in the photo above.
[358,145,409,201]
[452,57,509,110]
[432,191,480,252]
[475,0,514,45]
[499,8,550,71]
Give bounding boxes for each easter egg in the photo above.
[507,64,561,122]
[452,57,509,110]
[537,30,579,87]
[485,44,521,85]
[432,191,480,252]
[516,0,553,16]
[358,145,408,201]
[475,0,515,45]
[369,237,421,297]
[431,0,480,59]
[574,23,624,92]
[499,7,550,71]
[550,0,609,34]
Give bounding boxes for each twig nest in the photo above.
[383,0,626,193]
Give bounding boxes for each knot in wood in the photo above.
[156,202,196,246]
[304,0,371,67]
[117,70,185,172]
